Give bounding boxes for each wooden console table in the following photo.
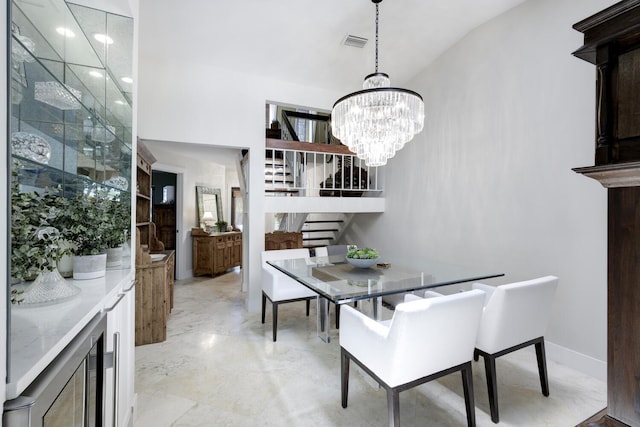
[192,229,242,276]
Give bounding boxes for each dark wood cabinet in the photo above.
[573,1,640,167]
[192,229,242,276]
[154,204,176,250]
[573,2,640,426]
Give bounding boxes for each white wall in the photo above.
[136,46,342,309]
[343,0,614,379]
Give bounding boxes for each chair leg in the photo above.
[386,387,400,427]
[261,293,267,324]
[306,299,310,316]
[272,302,278,342]
[473,348,480,362]
[461,362,476,427]
[335,303,340,329]
[341,348,350,408]
[535,339,550,397]
[482,354,499,423]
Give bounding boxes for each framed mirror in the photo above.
[196,186,223,230]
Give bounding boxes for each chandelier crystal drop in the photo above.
[331,0,424,167]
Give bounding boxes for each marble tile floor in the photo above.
[134,271,606,426]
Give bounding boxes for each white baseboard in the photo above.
[546,341,606,382]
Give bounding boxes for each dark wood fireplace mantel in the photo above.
[574,161,640,188]
[573,1,640,426]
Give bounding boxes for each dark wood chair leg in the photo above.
[272,302,278,342]
[483,354,499,423]
[386,387,400,427]
[473,348,479,362]
[461,362,476,427]
[261,293,267,324]
[341,348,350,408]
[535,338,550,397]
[306,299,310,316]
[335,303,340,329]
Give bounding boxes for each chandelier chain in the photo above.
[375,3,379,73]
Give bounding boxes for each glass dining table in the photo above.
[267,255,504,342]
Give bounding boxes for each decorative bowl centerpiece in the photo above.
[346,247,379,269]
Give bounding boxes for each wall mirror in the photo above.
[196,186,223,230]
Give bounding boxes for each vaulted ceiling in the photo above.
[139,0,527,94]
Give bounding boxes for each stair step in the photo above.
[303,237,335,241]
[303,228,339,233]
[265,179,293,184]
[265,189,299,194]
[304,220,344,223]
[264,172,291,177]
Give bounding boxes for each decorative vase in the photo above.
[57,239,74,278]
[73,253,107,280]
[20,267,80,305]
[106,246,123,268]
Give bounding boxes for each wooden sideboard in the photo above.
[264,231,303,250]
[192,229,242,276]
[135,250,175,346]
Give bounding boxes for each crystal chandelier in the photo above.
[331,0,424,167]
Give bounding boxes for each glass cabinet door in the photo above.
[8,0,133,382]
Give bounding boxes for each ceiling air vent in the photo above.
[343,34,368,48]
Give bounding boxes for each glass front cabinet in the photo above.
[5,1,136,426]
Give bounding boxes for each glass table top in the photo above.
[267,255,504,304]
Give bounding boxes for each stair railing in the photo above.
[265,139,383,197]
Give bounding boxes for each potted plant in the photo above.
[215,220,228,232]
[10,170,77,304]
[103,194,130,267]
[345,246,380,268]
[63,191,111,279]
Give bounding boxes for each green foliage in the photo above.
[216,220,228,232]
[346,247,379,259]
[63,191,109,255]
[11,165,132,293]
[10,175,69,282]
[103,194,131,248]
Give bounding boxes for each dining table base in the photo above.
[316,296,383,343]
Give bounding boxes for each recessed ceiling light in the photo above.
[89,70,103,78]
[56,27,75,38]
[94,33,113,44]
[121,76,133,84]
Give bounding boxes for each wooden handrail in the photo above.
[266,138,355,155]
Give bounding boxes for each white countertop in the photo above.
[6,267,135,399]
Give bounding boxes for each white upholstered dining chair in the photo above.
[340,289,485,427]
[472,275,559,423]
[261,248,317,341]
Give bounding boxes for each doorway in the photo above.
[152,171,178,277]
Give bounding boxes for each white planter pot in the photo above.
[57,239,75,278]
[73,253,107,280]
[106,246,123,268]
[57,253,74,278]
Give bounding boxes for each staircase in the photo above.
[301,213,354,249]
[265,151,298,196]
